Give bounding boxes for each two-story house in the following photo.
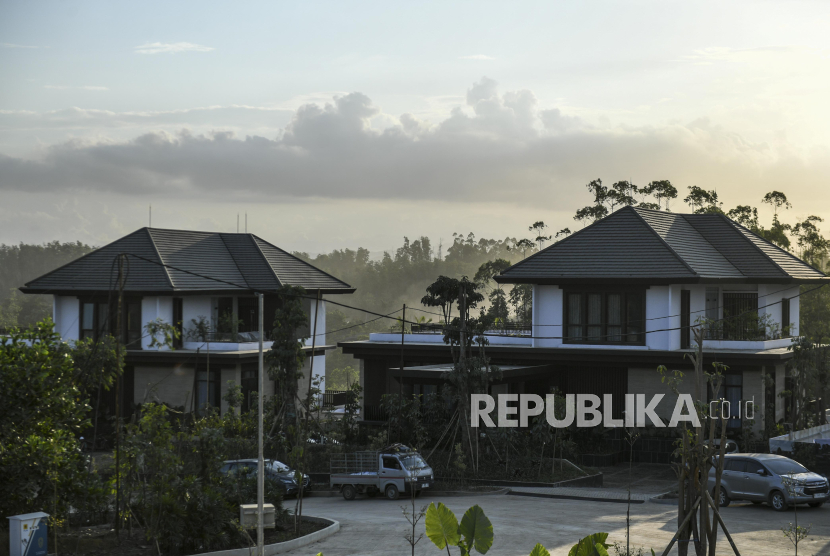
[340,207,828,433]
[20,227,354,416]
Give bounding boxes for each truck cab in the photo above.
[330,444,434,500]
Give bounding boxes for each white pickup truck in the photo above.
[330,444,434,500]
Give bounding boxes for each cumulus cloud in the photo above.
[134,42,214,54]
[1,78,829,219]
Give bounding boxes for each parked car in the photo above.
[330,443,433,500]
[709,453,828,511]
[219,459,311,496]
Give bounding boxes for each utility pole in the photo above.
[256,292,265,556]
[398,304,406,442]
[115,254,125,540]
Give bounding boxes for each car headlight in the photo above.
[793,486,805,494]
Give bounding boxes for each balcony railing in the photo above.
[187,331,273,343]
[408,323,532,336]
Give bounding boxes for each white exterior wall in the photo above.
[758,285,800,336]
[141,296,174,350]
[53,295,80,341]
[645,286,670,350]
[182,296,213,339]
[532,285,562,348]
[304,299,326,347]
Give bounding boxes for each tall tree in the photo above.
[644,180,678,211]
[528,221,552,250]
[684,186,723,214]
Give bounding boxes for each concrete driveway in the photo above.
[292,493,830,555]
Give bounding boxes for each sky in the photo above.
[2,0,830,255]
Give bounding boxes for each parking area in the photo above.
[293,492,830,555]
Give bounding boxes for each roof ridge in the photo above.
[248,234,283,288]
[711,214,787,277]
[23,228,150,288]
[217,233,254,290]
[252,235,352,290]
[728,218,826,276]
[500,206,635,274]
[631,208,699,277]
[146,228,175,289]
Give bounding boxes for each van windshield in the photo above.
[766,460,808,475]
[401,454,428,471]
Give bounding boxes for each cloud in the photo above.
[44,85,109,91]
[459,55,496,60]
[1,42,45,49]
[135,42,214,54]
[1,79,829,223]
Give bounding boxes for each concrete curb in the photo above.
[305,488,510,498]
[507,491,645,504]
[192,516,339,556]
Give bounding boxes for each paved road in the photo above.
[293,493,829,555]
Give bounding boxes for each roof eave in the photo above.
[19,286,357,296]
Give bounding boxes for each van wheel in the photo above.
[385,484,400,500]
[718,490,730,507]
[342,485,357,501]
[771,491,788,511]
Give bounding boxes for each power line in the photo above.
[117,251,827,342]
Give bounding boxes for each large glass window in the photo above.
[563,290,645,344]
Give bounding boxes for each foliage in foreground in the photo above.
[0,320,119,523]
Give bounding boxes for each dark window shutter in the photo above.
[680,290,691,349]
[781,297,790,337]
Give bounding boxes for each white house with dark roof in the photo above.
[21,227,354,416]
[341,207,829,438]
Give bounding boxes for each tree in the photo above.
[508,284,533,324]
[266,286,309,425]
[529,221,552,250]
[421,275,483,325]
[683,186,723,214]
[473,259,511,291]
[762,191,792,217]
[555,228,571,240]
[792,216,829,270]
[574,179,610,225]
[512,238,536,259]
[644,180,678,211]
[726,205,760,231]
[608,180,638,210]
[0,320,119,521]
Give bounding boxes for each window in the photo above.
[238,297,259,333]
[563,290,645,344]
[725,459,747,472]
[705,288,719,339]
[382,457,401,470]
[172,298,183,348]
[711,373,743,429]
[80,300,110,341]
[195,367,221,414]
[781,297,791,337]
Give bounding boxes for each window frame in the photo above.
[562,288,646,346]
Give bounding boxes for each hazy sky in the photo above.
[2,0,829,254]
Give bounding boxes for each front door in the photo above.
[741,459,769,500]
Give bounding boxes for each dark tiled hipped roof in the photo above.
[21,228,354,294]
[496,207,828,285]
